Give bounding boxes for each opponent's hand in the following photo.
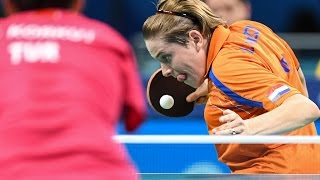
[186,79,208,104]
[212,109,250,135]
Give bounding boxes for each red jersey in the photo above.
[0,9,146,179]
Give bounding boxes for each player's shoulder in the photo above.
[214,47,253,65]
[0,14,14,25]
[230,20,274,35]
[212,48,258,79]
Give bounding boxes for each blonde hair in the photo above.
[142,0,227,45]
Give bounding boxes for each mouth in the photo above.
[177,74,198,88]
[176,73,187,82]
[173,72,195,87]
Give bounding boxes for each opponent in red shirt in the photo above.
[0,0,146,179]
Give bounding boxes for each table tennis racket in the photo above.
[147,69,196,117]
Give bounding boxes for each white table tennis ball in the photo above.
[159,95,174,109]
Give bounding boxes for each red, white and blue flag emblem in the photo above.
[268,84,290,102]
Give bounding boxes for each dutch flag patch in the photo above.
[268,85,290,102]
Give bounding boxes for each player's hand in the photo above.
[186,79,208,104]
[212,109,250,135]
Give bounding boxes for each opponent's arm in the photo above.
[121,45,147,132]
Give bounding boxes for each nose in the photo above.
[161,64,173,77]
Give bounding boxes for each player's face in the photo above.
[145,35,207,88]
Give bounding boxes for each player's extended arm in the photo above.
[298,67,309,97]
[214,94,320,135]
[121,47,147,132]
[246,94,319,135]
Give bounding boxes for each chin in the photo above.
[185,80,197,88]
[184,76,203,88]
[191,79,205,88]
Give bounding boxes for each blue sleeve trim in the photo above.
[209,69,263,108]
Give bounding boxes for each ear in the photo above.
[71,0,85,12]
[188,30,205,52]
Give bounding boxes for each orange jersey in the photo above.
[204,20,320,173]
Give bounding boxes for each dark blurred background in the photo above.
[85,0,320,38]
